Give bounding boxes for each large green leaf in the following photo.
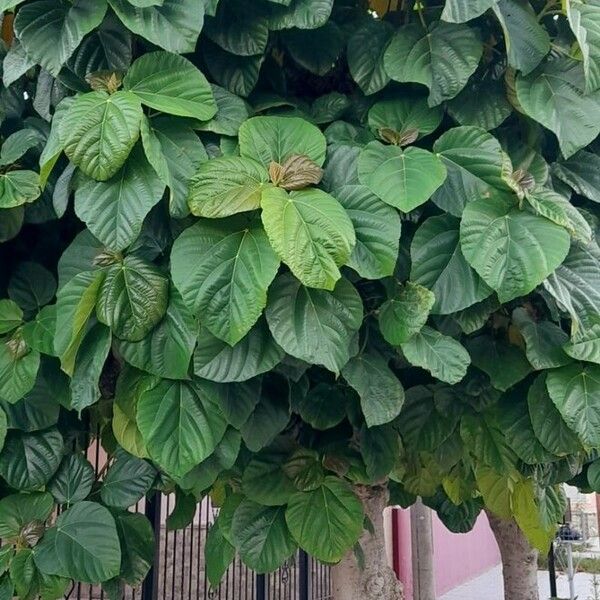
[347,18,394,95]
[239,116,326,167]
[108,0,203,53]
[283,22,344,76]
[333,184,401,280]
[205,522,235,588]
[460,194,570,302]
[59,91,143,181]
[118,287,196,380]
[378,282,435,345]
[466,335,532,391]
[461,413,516,472]
[74,145,165,251]
[171,219,279,345]
[384,22,482,106]
[231,501,296,573]
[411,214,492,314]
[187,156,269,218]
[265,274,363,374]
[140,116,207,219]
[492,0,550,75]
[48,454,95,506]
[8,262,56,315]
[401,326,470,384]
[0,429,63,491]
[261,187,355,290]
[567,0,600,92]
[0,340,39,404]
[516,59,600,158]
[34,501,121,584]
[114,511,154,587]
[0,171,41,209]
[14,0,108,76]
[546,363,600,447]
[137,378,227,477]
[442,0,497,22]
[552,150,600,203]
[297,383,348,430]
[285,478,363,562]
[267,0,333,30]
[0,492,53,540]
[193,320,284,383]
[194,84,249,136]
[528,375,582,456]
[342,351,405,427]
[123,51,216,120]
[431,126,510,216]
[358,141,446,212]
[101,451,156,509]
[96,256,169,342]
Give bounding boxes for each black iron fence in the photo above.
[64,443,332,600]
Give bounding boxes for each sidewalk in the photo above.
[440,565,600,600]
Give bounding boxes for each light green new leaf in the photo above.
[137,378,227,478]
[239,116,327,167]
[34,502,121,584]
[525,187,592,244]
[285,478,364,562]
[516,59,600,158]
[14,0,108,76]
[546,363,600,448]
[140,116,207,219]
[347,18,394,95]
[567,0,600,92]
[265,274,363,374]
[171,219,279,345]
[187,156,269,218]
[193,320,284,383]
[358,141,446,212]
[97,256,169,342]
[401,326,470,384]
[384,22,483,106]
[334,184,401,280]
[492,0,550,75]
[431,125,510,216]
[74,145,166,251]
[460,194,570,302]
[261,187,355,290]
[411,214,492,314]
[123,51,216,120]
[59,91,143,181]
[475,466,513,519]
[0,429,63,491]
[342,351,405,427]
[118,287,196,380]
[466,335,532,391]
[379,282,435,345]
[231,501,297,573]
[108,0,204,53]
[0,171,41,209]
[442,0,497,22]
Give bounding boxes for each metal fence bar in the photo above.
[142,492,161,600]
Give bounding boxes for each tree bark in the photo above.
[331,485,404,600]
[411,499,436,600]
[487,511,540,600]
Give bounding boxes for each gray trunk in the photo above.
[487,511,540,600]
[331,485,404,600]
[411,499,436,600]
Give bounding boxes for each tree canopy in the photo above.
[0,0,599,597]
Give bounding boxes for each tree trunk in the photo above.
[411,499,436,600]
[487,511,539,600]
[331,485,404,600]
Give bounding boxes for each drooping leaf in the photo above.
[552,150,600,203]
[567,0,600,92]
[442,0,497,22]
[205,521,235,587]
[265,274,363,374]
[460,194,570,302]
[171,219,279,345]
[114,511,154,587]
[261,187,355,290]
[384,22,483,106]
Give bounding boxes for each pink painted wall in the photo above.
[392,508,501,599]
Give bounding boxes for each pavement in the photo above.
[439,565,600,600]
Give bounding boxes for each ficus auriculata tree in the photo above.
[0,1,600,600]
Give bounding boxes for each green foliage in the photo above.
[0,0,599,591]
